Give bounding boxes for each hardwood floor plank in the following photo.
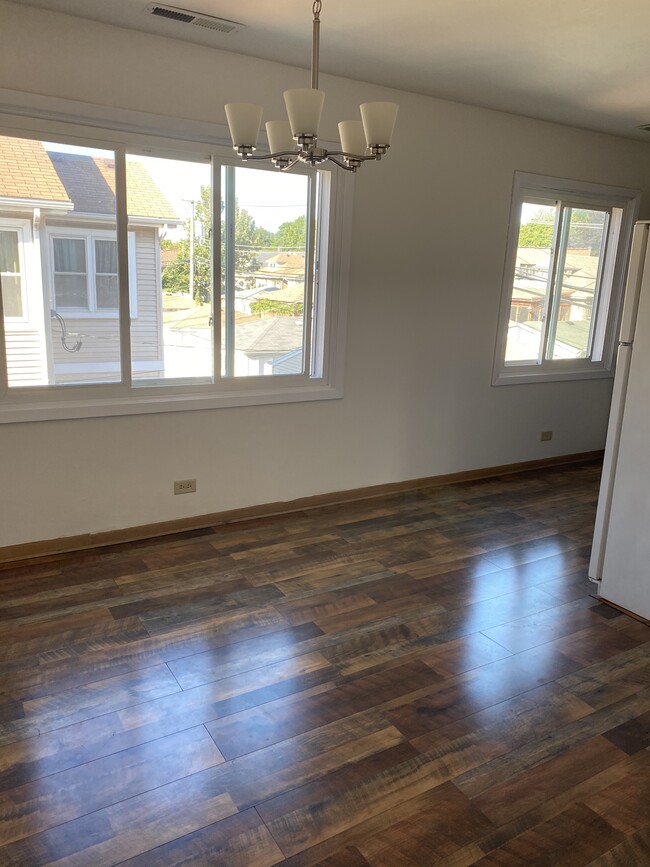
[21,663,182,733]
[0,726,223,846]
[206,659,439,760]
[115,808,284,866]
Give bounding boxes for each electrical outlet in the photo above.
[540,430,553,442]
[174,478,196,495]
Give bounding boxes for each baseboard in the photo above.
[0,450,603,565]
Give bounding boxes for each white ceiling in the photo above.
[15,0,650,141]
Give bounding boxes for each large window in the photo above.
[0,124,350,420]
[493,173,639,385]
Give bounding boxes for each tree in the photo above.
[249,298,303,317]
[162,186,263,303]
[273,215,306,251]
[518,208,606,252]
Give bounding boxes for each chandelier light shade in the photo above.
[284,88,326,140]
[224,0,398,172]
[338,120,367,157]
[360,102,399,149]
[224,103,263,150]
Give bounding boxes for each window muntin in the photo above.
[0,126,348,419]
[494,174,639,385]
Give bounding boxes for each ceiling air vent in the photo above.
[145,4,243,33]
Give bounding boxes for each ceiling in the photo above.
[14,0,650,142]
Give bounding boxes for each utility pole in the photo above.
[182,199,196,301]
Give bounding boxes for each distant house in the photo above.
[234,283,305,316]
[511,247,598,324]
[233,316,304,376]
[253,252,305,291]
[0,136,180,385]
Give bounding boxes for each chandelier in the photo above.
[224,1,398,172]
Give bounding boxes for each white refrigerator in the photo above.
[589,220,650,620]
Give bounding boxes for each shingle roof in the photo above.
[235,316,304,353]
[0,137,70,203]
[49,153,179,220]
[0,136,178,221]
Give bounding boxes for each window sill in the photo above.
[493,364,615,386]
[0,380,342,423]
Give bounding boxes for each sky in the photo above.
[132,156,308,237]
[43,142,308,238]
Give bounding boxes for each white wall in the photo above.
[2,1,650,548]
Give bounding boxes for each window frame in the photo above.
[0,219,31,324]
[493,172,640,386]
[0,114,352,423]
[46,227,138,318]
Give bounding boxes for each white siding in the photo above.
[5,329,47,385]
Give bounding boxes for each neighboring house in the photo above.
[0,136,179,385]
[234,283,305,316]
[511,247,599,324]
[253,252,305,291]
[505,246,602,362]
[233,316,304,376]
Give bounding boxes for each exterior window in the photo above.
[0,229,25,319]
[95,240,119,309]
[0,129,350,421]
[52,236,119,312]
[493,173,639,385]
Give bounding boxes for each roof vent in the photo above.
[145,4,243,33]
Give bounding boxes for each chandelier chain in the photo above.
[313,1,321,20]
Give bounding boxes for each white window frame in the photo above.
[493,172,640,386]
[0,219,31,323]
[46,227,138,318]
[0,109,352,423]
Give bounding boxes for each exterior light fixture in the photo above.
[224,1,398,172]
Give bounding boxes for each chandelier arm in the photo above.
[327,156,357,172]
[281,156,304,172]
[327,151,379,162]
[236,150,300,162]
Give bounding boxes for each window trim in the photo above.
[0,111,352,423]
[0,220,30,323]
[46,227,138,318]
[493,172,640,386]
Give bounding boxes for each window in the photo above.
[0,125,350,421]
[0,227,26,320]
[493,173,639,385]
[51,233,121,311]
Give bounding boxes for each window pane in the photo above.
[53,237,86,273]
[44,141,121,385]
[95,239,118,309]
[0,230,20,273]
[547,207,608,360]
[1,275,23,317]
[504,202,557,363]
[0,231,23,318]
[53,273,87,308]
[95,239,118,274]
[223,166,309,377]
[127,154,211,383]
[96,274,119,309]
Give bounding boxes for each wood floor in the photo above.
[0,461,649,866]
